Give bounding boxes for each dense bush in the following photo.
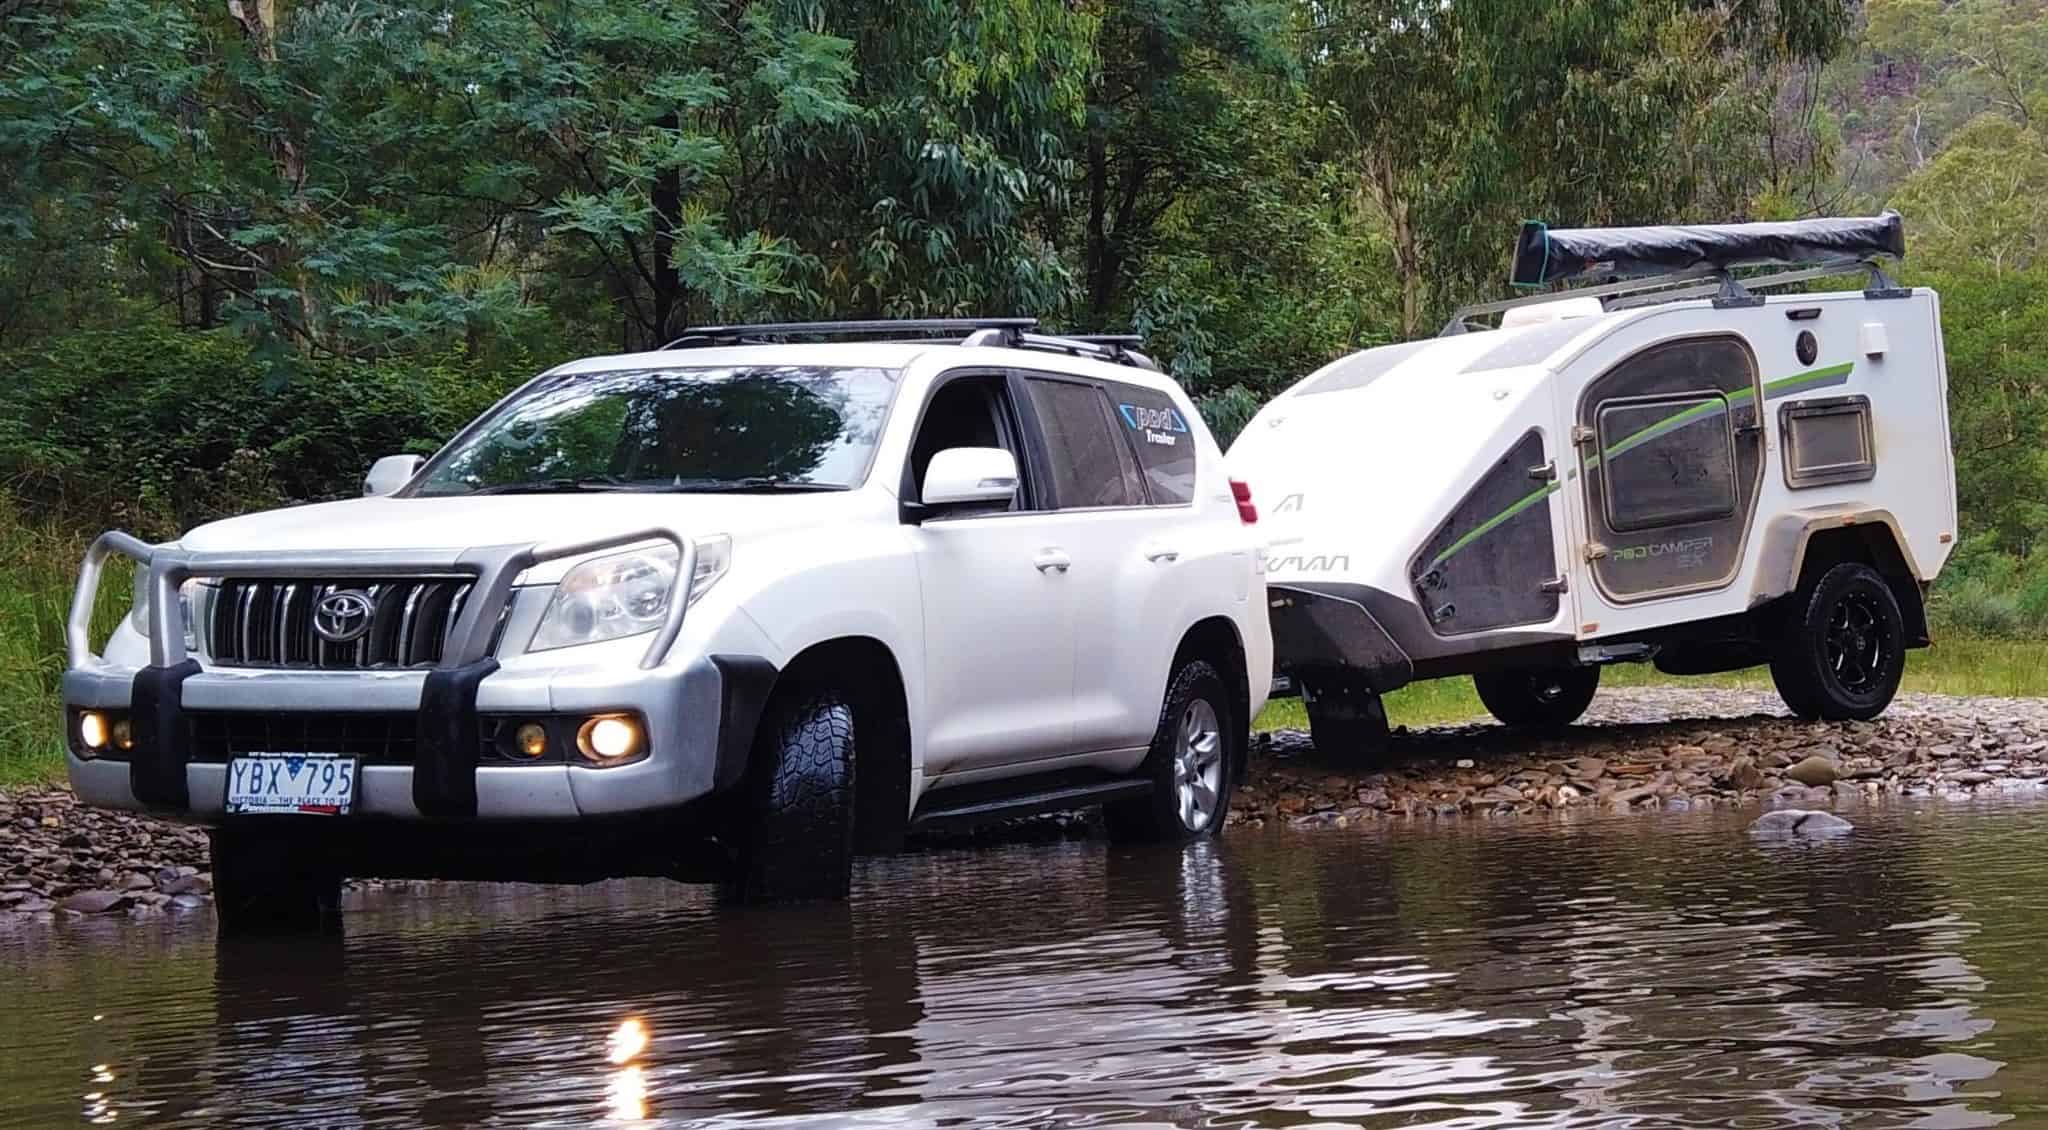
[1927,536,2048,640]
[0,327,532,536]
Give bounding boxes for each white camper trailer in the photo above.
[1228,213,1958,755]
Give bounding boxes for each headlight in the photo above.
[129,572,200,649]
[528,536,731,653]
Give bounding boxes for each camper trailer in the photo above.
[1228,213,1957,756]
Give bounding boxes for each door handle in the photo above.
[1034,549,1072,574]
[1145,546,1181,564]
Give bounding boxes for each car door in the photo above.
[1018,373,1179,757]
[902,370,1078,776]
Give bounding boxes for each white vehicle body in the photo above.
[60,324,1270,903]
[1231,244,1956,714]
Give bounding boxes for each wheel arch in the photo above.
[1752,508,1928,646]
[1173,616,1251,782]
[768,635,913,853]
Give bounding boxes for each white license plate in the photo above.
[225,754,359,815]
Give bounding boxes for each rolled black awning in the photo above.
[1511,212,1906,287]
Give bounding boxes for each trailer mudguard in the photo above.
[1267,584,1414,694]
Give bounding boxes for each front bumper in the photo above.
[63,654,775,821]
[61,529,777,823]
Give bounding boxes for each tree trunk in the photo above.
[1085,132,1116,321]
[648,113,684,347]
[228,0,318,350]
[1368,153,1423,337]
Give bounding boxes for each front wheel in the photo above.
[1769,561,1906,721]
[210,828,342,935]
[1473,665,1600,730]
[723,688,857,903]
[1106,659,1236,842]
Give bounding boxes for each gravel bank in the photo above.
[7,688,2047,925]
[1238,687,2048,826]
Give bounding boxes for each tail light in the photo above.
[1229,479,1257,524]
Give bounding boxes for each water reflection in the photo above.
[5,802,2048,1126]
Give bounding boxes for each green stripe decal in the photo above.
[1428,480,1561,568]
[1426,362,1854,569]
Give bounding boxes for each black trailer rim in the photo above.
[1824,590,1894,695]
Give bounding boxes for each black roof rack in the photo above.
[661,318,1161,372]
[1441,257,1908,336]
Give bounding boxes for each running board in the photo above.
[909,778,1153,835]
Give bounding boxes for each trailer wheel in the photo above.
[1302,675,1391,763]
[1769,561,1905,721]
[1473,665,1600,730]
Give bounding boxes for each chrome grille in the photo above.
[205,578,474,669]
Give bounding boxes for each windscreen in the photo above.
[412,365,899,496]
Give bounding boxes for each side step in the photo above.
[909,777,1152,835]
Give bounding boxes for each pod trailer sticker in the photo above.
[1119,402,1187,448]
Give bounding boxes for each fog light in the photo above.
[513,722,549,759]
[79,711,110,752]
[111,718,134,752]
[578,716,643,763]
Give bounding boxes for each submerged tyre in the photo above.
[725,689,857,903]
[1301,675,1391,763]
[1474,665,1600,730]
[1769,561,1906,721]
[1106,659,1235,843]
[210,828,342,935]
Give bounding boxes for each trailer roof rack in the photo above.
[1440,258,1907,337]
[662,318,1160,372]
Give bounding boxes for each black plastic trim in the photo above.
[710,654,779,792]
[414,659,498,819]
[129,659,201,808]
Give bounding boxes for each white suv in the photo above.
[61,319,1271,929]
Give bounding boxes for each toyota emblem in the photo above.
[313,590,376,644]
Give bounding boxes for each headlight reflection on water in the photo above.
[605,1017,653,1123]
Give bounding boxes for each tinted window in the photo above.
[1597,393,1738,531]
[1026,378,1143,508]
[1106,383,1197,504]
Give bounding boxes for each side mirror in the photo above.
[920,447,1019,511]
[363,454,424,497]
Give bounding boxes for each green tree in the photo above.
[1309,0,1852,336]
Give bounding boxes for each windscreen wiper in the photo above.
[466,476,629,495]
[661,477,847,493]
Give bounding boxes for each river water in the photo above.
[5,800,2048,1128]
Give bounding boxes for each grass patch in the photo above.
[1254,638,2048,733]
[0,505,129,789]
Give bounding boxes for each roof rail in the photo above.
[662,318,1035,348]
[662,317,1160,372]
[1440,258,1900,336]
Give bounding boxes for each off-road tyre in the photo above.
[1474,665,1600,730]
[723,688,856,904]
[1769,561,1906,721]
[1106,659,1235,843]
[1302,675,1392,764]
[209,828,342,935]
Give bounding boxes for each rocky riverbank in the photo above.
[1237,687,2048,827]
[7,688,2048,924]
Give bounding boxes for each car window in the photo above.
[1025,377,1144,509]
[1104,382,1197,504]
[908,373,1029,512]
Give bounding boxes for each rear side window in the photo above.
[1025,377,1144,508]
[1106,383,1197,504]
